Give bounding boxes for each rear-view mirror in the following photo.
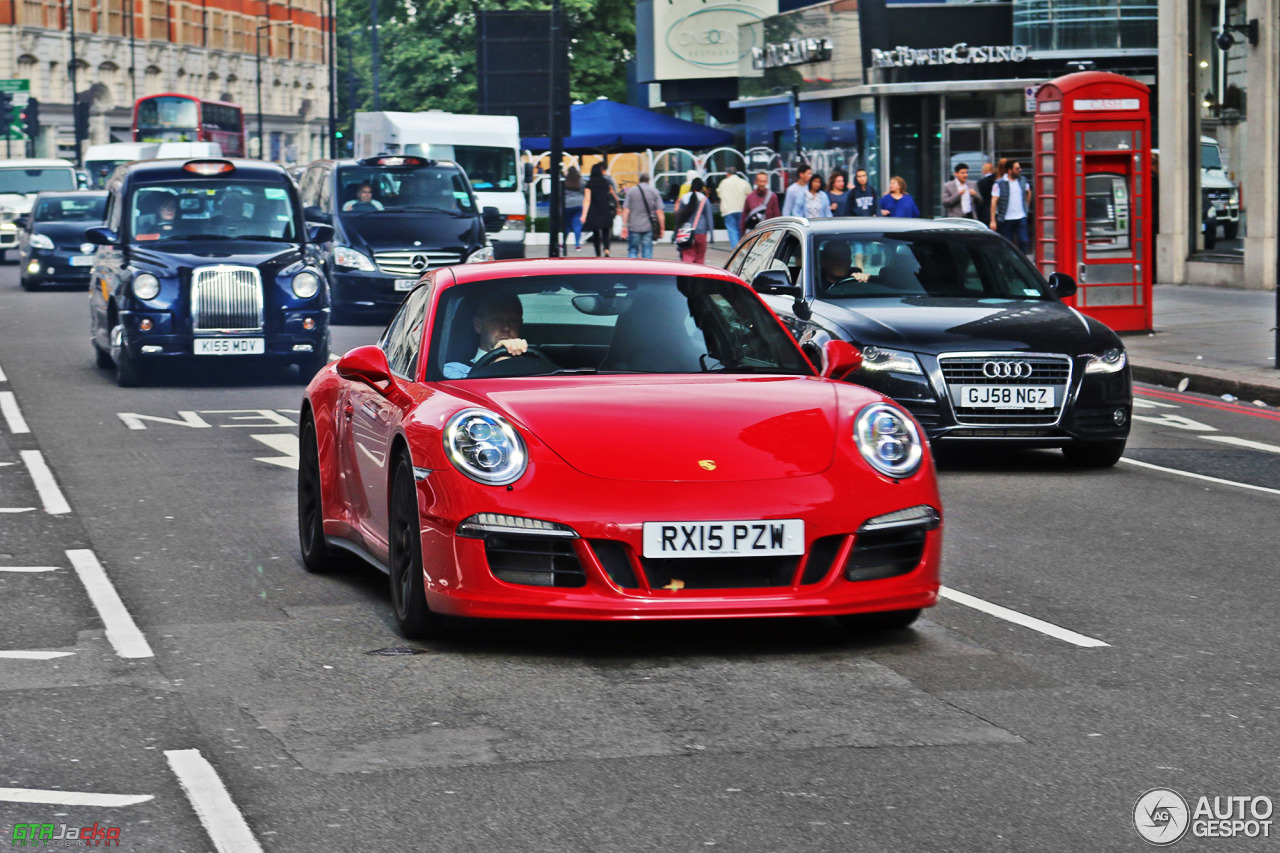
[1047,272,1077,298]
[482,206,505,232]
[751,268,800,297]
[303,206,331,224]
[336,345,396,391]
[84,226,118,246]
[307,223,334,245]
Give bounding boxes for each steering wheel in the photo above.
[469,344,557,374]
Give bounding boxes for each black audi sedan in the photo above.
[726,217,1132,467]
[17,191,107,290]
[296,155,498,319]
[85,159,333,387]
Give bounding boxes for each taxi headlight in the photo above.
[444,408,527,486]
[860,346,923,375]
[292,270,321,299]
[80,242,95,254]
[854,403,923,479]
[1085,348,1127,374]
[29,233,55,251]
[132,272,161,301]
[333,245,376,271]
[465,245,494,264]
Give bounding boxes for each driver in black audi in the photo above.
[819,240,870,290]
[443,293,530,378]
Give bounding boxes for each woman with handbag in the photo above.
[580,162,619,257]
[673,177,711,264]
[561,166,584,253]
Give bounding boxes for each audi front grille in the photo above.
[373,250,461,277]
[190,266,264,332]
[939,353,1072,427]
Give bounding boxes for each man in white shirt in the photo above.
[715,167,752,246]
[941,164,979,219]
[443,293,528,379]
[990,160,1032,252]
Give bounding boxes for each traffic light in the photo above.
[21,97,39,138]
[0,92,12,125]
[73,100,89,143]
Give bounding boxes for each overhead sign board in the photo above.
[870,43,1029,68]
[750,36,832,70]
[0,79,30,93]
[651,0,776,80]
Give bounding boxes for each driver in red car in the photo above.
[443,293,530,378]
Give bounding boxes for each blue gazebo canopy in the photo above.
[522,99,734,153]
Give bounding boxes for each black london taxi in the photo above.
[297,155,499,318]
[17,191,107,289]
[85,158,333,386]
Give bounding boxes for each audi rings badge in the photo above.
[982,361,1033,379]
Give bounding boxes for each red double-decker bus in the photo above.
[133,94,247,157]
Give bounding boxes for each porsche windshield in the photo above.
[812,231,1052,300]
[428,274,813,380]
[128,182,298,242]
[336,165,477,215]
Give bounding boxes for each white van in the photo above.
[0,158,79,261]
[84,142,160,189]
[154,141,223,160]
[354,111,526,257]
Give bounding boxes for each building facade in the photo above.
[0,0,330,163]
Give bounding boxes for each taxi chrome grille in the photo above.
[191,266,263,332]
[373,250,461,277]
[940,353,1071,427]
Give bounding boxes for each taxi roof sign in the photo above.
[183,160,236,175]
[359,155,432,168]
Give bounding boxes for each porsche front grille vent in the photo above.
[484,533,586,588]
[845,528,927,582]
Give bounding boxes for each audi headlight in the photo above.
[860,346,923,375]
[465,244,495,264]
[854,403,924,479]
[444,408,528,486]
[132,272,161,301]
[333,245,376,271]
[1085,348,1127,374]
[292,270,321,299]
[29,233,55,251]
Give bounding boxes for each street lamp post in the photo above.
[256,19,290,161]
[68,0,80,164]
[327,0,337,157]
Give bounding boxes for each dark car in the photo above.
[297,155,498,318]
[85,158,334,387]
[17,191,107,289]
[726,217,1132,467]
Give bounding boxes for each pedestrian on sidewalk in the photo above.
[741,171,780,232]
[880,176,921,218]
[827,170,850,216]
[804,173,834,219]
[674,177,711,264]
[781,163,813,218]
[942,163,980,219]
[561,165,584,253]
[620,172,664,258]
[716,166,751,246]
[848,168,877,217]
[990,159,1032,252]
[976,161,997,225]
[581,162,619,257]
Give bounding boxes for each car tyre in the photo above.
[298,415,342,574]
[834,608,922,633]
[1223,219,1239,240]
[92,339,113,369]
[111,325,145,387]
[389,453,439,639]
[1062,440,1126,468]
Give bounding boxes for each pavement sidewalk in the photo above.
[527,235,1280,406]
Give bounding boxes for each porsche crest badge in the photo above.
[698,460,716,471]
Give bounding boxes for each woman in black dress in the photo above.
[580,162,618,257]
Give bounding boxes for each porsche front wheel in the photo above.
[389,455,438,639]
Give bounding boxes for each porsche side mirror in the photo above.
[821,340,863,381]
[84,226,119,246]
[751,268,801,298]
[336,345,396,391]
[307,223,334,244]
[1047,272,1077,298]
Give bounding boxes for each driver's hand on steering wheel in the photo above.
[495,338,529,358]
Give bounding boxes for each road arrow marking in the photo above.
[251,433,299,470]
[1200,435,1280,454]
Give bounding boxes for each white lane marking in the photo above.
[1131,412,1217,431]
[0,508,36,513]
[1201,435,1280,454]
[0,362,6,382]
[165,749,266,853]
[20,451,72,515]
[939,587,1110,648]
[250,433,299,470]
[0,788,153,807]
[0,651,75,660]
[1,391,30,433]
[1120,457,1280,496]
[0,566,59,572]
[1132,398,1180,409]
[66,549,154,659]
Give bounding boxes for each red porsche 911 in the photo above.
[298,259,942,638]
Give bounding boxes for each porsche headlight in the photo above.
[465,244,494,264]
[444,408,527,485]
[1085,348,1127,374]
[333,245,376,271]
[132,272,161,301]
[29,233,55,251]
[854,403,923,479]
[292,270,321,299]
[859,346,923,375]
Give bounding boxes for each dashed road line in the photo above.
[66,549,154,659]
[0,651,75,660]
[0,507,36,514]
[939,587,1110,648]
[19,450,71,515]
[1119,457,1280,497]
[165,749,265,853]
[0,566,59,572]
[1,390,30,433]
[1200,435,1280,454]
[0,787,153,807]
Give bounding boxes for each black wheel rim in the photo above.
[298,423,321,555]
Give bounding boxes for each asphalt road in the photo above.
[2,269,1278,851]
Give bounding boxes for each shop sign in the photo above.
[750,36,832,70]
[655,0,777,79]
[1073,98,1141,111]
[870,43,1029,68]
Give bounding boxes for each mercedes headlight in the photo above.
[444,408,528,486]
[1085,348,1127,374]
[333,245,376,271]
[292,270,321,299]
[860,346,923,375]
[854,403,924,479]
[132,272,161,301]
[465,245,495,264]
[28,233,55,251]
[1229,188,1239,205]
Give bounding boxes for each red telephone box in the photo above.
[1033,72,1152,332]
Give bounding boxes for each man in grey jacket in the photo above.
[620,173,665,258]
[941,164,979,219]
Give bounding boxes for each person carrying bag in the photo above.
[673,178,709,264]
